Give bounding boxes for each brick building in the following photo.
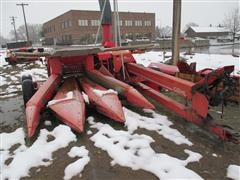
[43,10,155,45]
[184,26,230,39]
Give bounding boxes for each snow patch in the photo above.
[47,92,74,106]
[227,165,240,180]
[124,108,192,145]
[82,92,89,104]
[0,75,7,86]
[134,51,240,75]
[212,153,218,157]
[21,68,47,81]
[184,53,240,75]
[0,51,8,66]
[0,125,77,179]
[87,130,93,135]
[87,116,95,125]
[93,89,118,97]
[89,121,202,179]
[44,120,52,126]
[133,51,168,67]
[64,146,90,180]
[9,75,18,81]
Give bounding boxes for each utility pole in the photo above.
[171,0,181,65]
[10,16,18,42]
[16,3,29,44]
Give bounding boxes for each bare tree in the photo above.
[155,26,161,38]
[9,24,42,44]
[224,8,240,55]
[0,35,9,46]
[158,26,172,38]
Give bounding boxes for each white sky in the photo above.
[0,0,239,38]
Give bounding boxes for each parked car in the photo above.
[120,39,133,46]
[217,36,233,43]
[135,37,150,42]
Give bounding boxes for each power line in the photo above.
[10,16,18,42]
[16,3,29,44]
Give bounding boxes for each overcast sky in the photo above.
[0,0,239,38]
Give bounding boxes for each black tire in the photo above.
[21,74,33,82]
[37,48,44,53]
[22,79,34,105]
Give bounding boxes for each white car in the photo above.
[135,37,150,42]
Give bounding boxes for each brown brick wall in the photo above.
[43,10,155,45]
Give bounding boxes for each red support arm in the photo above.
[137,83,240,144]
[127,63,195,99]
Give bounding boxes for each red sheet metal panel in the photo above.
[192,92,209,118]
[86,70,155,109]
[48,78,85,133]
[26,74,61,138]
[148,62,179,75]
[79,77,125,123]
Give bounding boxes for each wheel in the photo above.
[21,74,33,82]
[37,48,44,53]
[22,79,34,105]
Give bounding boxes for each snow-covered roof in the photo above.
[190,26,229,33]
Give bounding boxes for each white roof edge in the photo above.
[190,26,230,33]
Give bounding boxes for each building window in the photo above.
[64,21,68,28]
[69,20,72,27]
[78,20,88,26]
[61,20,72,29]
[135,20,142,26]
[119,20,123,26]
[144,20,151,26]
[125,20,132,26]
[91,20,100,26]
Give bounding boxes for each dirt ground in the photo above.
[0,55,239,179]
[0,93,239,180]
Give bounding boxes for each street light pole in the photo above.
[10,16,18,42]
[16,3,29,44]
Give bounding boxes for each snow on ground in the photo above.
[184,53,240,75]
[82,92,89,104]
[44,120,52,126]
[1,49,238,179]
[0,125,77,180]
[88,116,203,179]
[64,146,90,180]
[227,165,240,180]
[87,130,93,135]
[124,108,192,146]
[0,53,47,99]
[0,75,7,86]
[0,50,8,66]
[134,51,240,75]
[21,68,48,81]
[133,51,171,67]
